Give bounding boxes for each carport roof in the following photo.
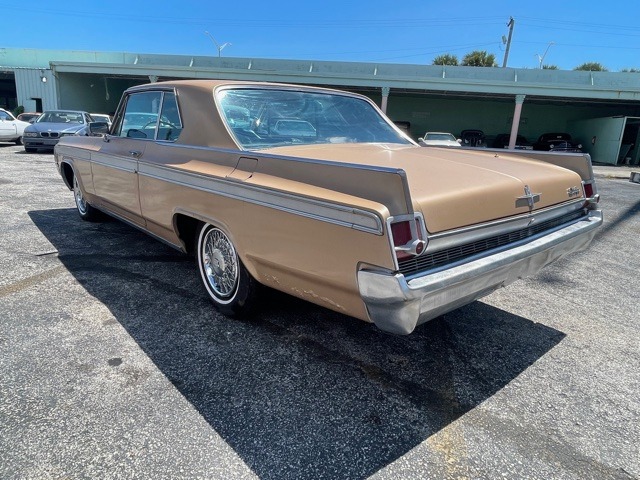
[3,47,640,102]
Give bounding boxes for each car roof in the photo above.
[122,79,377,150]
[43,109,88,114]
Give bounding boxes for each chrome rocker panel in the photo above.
[357,210,603,335]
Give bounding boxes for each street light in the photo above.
[535,42,555,69]
[204,31,231,57]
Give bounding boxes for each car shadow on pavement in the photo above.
[29,208,565,480]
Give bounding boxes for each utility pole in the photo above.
[502,17,515,68]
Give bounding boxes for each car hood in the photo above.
[27,122,86,133]
[263,143,585,233]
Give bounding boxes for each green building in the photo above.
[2,47,639,165]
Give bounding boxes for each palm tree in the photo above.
[461,50,497,67]
[574,62,608,72]
[432,54,459,66]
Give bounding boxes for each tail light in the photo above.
[389,216,427,261]
[583,181,600,209]
[583,182,594,198]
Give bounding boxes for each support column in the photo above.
[508,94,526,149]
[380,86,390,114]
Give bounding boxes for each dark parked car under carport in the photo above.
[533,132,583,153]
[492,133,533,150]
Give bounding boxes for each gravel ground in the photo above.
[0,144,638,480]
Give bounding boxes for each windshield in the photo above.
[38,111,84,124]
[216,88,411,149]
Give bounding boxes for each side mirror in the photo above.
[417,137,424,142]
[88,121,109,136]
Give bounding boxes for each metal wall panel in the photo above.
[14,68,58,112]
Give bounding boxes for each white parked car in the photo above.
[418,132,461,147]
[0,109,31,145]
[90,113,113,127]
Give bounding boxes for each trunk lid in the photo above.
[263,143,585,233]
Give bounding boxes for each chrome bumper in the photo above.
[357,210,603,335]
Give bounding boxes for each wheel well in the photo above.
[60,162,74,190]
[174,214,201,255]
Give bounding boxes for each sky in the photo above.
[3,1,639,72]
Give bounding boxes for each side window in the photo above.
[0,111,10,121]
[113,91,162,139]
[157,92,183,142]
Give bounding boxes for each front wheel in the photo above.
[14,136,23,145]
[73,174,101,221]
[196,223,258,317]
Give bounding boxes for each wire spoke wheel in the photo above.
[73,175,88,215]
[202,227,239,300]
[196,223,258,316]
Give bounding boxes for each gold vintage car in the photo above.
[54,80,602,334]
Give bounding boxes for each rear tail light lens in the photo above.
[583,182,594,198]
[391,221,412,247]
[582,181,600,209]
[390,217,427,261]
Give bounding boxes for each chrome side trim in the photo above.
[55,144,91,161]
[160,141,406,176]
[91,152,137,173]
[64,141,384,234]
[358,209,603,335]
[137,162,383,234]
[139,162,383,235]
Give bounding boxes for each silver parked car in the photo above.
[23,110,93,152]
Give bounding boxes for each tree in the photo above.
[461,50,497,67]
[542,64,559,70]
[621,68,640,73]
[574,62,608,72]
[432,54,459,66]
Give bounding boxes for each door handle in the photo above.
[129,150,142,158]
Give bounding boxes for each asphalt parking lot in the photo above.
[1,144,638,480]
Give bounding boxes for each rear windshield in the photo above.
[216,88,411,149]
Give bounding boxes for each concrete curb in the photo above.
[592,166,639,181]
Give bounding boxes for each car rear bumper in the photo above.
[357,209,603,334]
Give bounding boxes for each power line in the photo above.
[0,5,506,29]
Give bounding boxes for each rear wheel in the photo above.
[196,223,258,317]
[14,136,22,145]
[73,174,100,221]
